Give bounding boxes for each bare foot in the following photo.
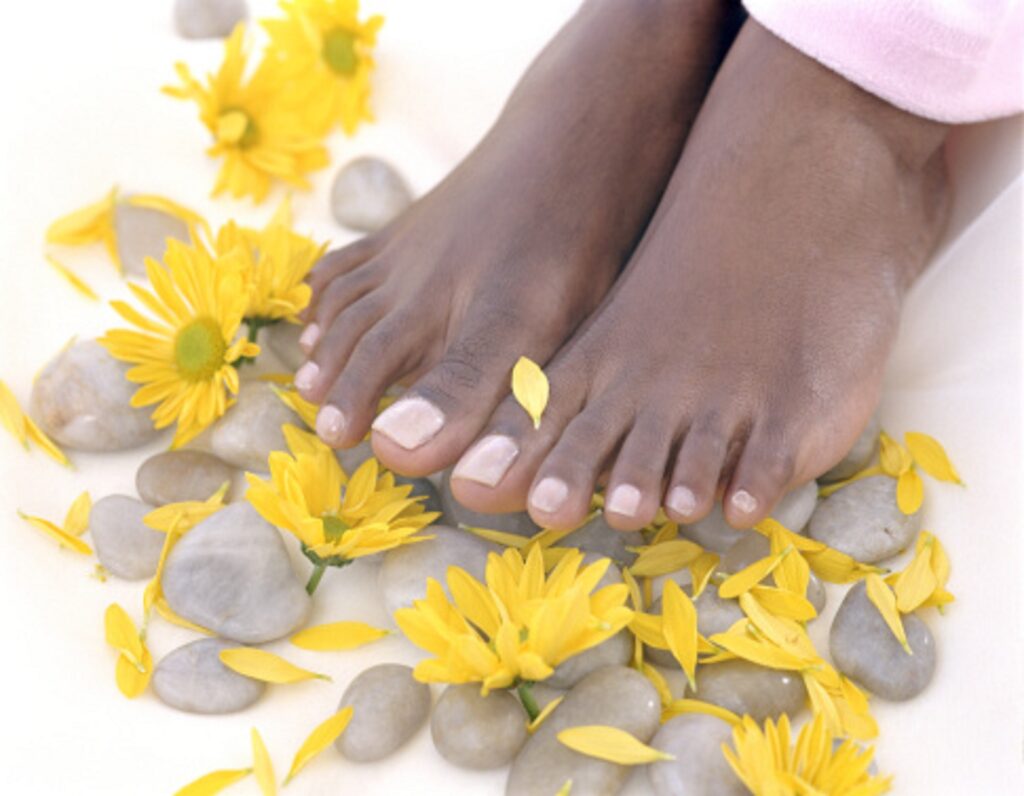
[449,19,951,531]
[294,0,734,470]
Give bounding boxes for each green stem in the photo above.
[237,317,273,366]
[516,681,540,722]
[305,563,328,595]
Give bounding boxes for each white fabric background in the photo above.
[0,1,1021,794]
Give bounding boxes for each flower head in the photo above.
[724,714,892,796]
[263,0,384,135]
[164,24,329,201]
[395,545,633,694]
[98,238,260,448]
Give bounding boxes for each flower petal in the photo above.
[905,431,962,484]
[865,574,911,654]
[251,728,276,796]
[557,725,673,764]
[174,768,252,796]
[219,648,330,684]
[284,707,354,783]
[290,621,389,651]
[896,469,924,515]
[511,356,549,429]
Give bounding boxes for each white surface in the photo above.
[0,1,1022,794]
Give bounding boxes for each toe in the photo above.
[603,413,679,531]
[303,236,380,319]
[722,420,796,529]
[664,410,736,524]
[310,259,386,337]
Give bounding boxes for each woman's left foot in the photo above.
[449,19,951,531]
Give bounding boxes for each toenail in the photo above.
[299,323,320,353]
[530,477,569,515]
[371,396,446,450]
[606,484,642,518]
[667,485,698,518]
[294,361,319,393]
[316,405,347,444]
[731,489,758,515]
[452,435,519,488]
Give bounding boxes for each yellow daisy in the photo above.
[98,238,259,449]
[164,24,329,202]
[262,0,384,135]
[245,425,439,593]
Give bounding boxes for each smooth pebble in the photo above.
[153,638,265,714]
[694,659,807,722]
[771,481,818,533]
[173,0,248,39]
[431,684,527,770]
[330,157,413,232]
[507,666,660,796]
[89,495,164,580]
[136,450,234,506]
[830,580,936,701]
[336,439,375,474]
[113,200,191,278]
[162,502,310,642]
[336,664,431,762]
[809,476,921,563]
[819,414,881,483]
[648,714,746,796]
[209,381,299,471]
[30,340,160,451]
[263,322,305,371]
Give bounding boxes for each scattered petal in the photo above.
[661,580,698,689]
[528,696,563,733]
[905,431,962,484]
[718,551,787,599]
[219,648,330,684]
[511,356,549,429]
[879,431,912,477]
[284,707,354,784]
[557,725,673,764]
[896,469,924,515]
[629,539,704,578]
[661,699,741,726]
[174,768,252,796]
[63,491,92,536]
[45,253,99,300]
[865,574,911,654]
[251,728,276,796]
[290,621,389,651]
[18,511,92,554]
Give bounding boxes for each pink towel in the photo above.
[743,0,1024,123]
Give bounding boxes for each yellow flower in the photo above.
[724,714,892,796]
[394,546,633,698]
[45,186,207,274]
[215,197,325,324]
[98,238,260,448]
[104,603,153,699]
[17,491,92,554]
[0,379,70,466]
[262,0,384,136]
[164,25,329,202]
[245,425,438,591]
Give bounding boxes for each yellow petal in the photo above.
[114,646,153,698]
[0,380,28,446]
[688,552,719,599]
[18,511,92,554]
[219,648,330,684]
[174,768,252,796]
[629,539,704,578]
[640,662,673,708]
[661,580,698,689]
[555,781,572,796]
[557,726,673,764]
[284,707,354,784]
[718,552,786,599]
[528,696,564,733]
[24,414,71,466]
[104,603,142,659]
[45,253,100,300]
[45,186,117,245]
[905,431,962,484]
[64,491,92,536]
[892,540,939,613]
[865,574,911,654]
[661,699,741,726]
[879,431,911,477]
[251,728,276,796]
[290,621,389,651]
[511,356,549,429]
[896,469,924,515]
[747,586,817,622]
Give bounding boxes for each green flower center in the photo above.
[322,515,350,543]
[174,317,227,381]
[322,27,358,75]
[216,108,259,149]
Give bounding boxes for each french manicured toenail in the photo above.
[294,361,319,393]
[316,405,346,444]
[299,323,320,353]
[452,435,519,487]
[731,489,758,515]
[371,396,446,450]
[606,484,642,518]
[667,485,698,517]
[531,477,569,514]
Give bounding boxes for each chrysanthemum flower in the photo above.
[724,713,892,796]
[262,0,384,135]
[98,239,259,449]
[245,425,439,592]
[164,25,329,202]
[394,546,633,706]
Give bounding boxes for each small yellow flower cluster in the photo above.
[165,1,384,201]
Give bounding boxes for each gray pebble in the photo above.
[564,512,642,565]
[336,664,431,762]
[431,684,527,770]
[440,470,540,536]
[173,0,248,39]
[263,322,305,371]
[89,495,165,580]
[114,200,192,278]
[809,476,921,563]
[136,450,234,506]
[546,631,633,690]
[330,157,413,233]
[507,666,660,796]
[162,502,310,642]
[648,714,745,796]
[820,414,881,483]
[694,660,807,722]
[771,481,818,533]
[30,340,160,451]
[807,572,827,615]
[209,381,300,472]
[336,439,375,474]
[720,534,771,574]
[830,580,936,701]
[152,638,265,714]
[378,525,500,617]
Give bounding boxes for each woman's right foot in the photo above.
[295,0,734,472]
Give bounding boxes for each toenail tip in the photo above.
[606,484,642,518]
[667,486,698,518]
[452,434,519,488]
[294,361,319,393]
[371,396,446,450]
[316,405,347,443]
[299,323,320,352]
[530,477,569,515]
[731,489,758,515]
